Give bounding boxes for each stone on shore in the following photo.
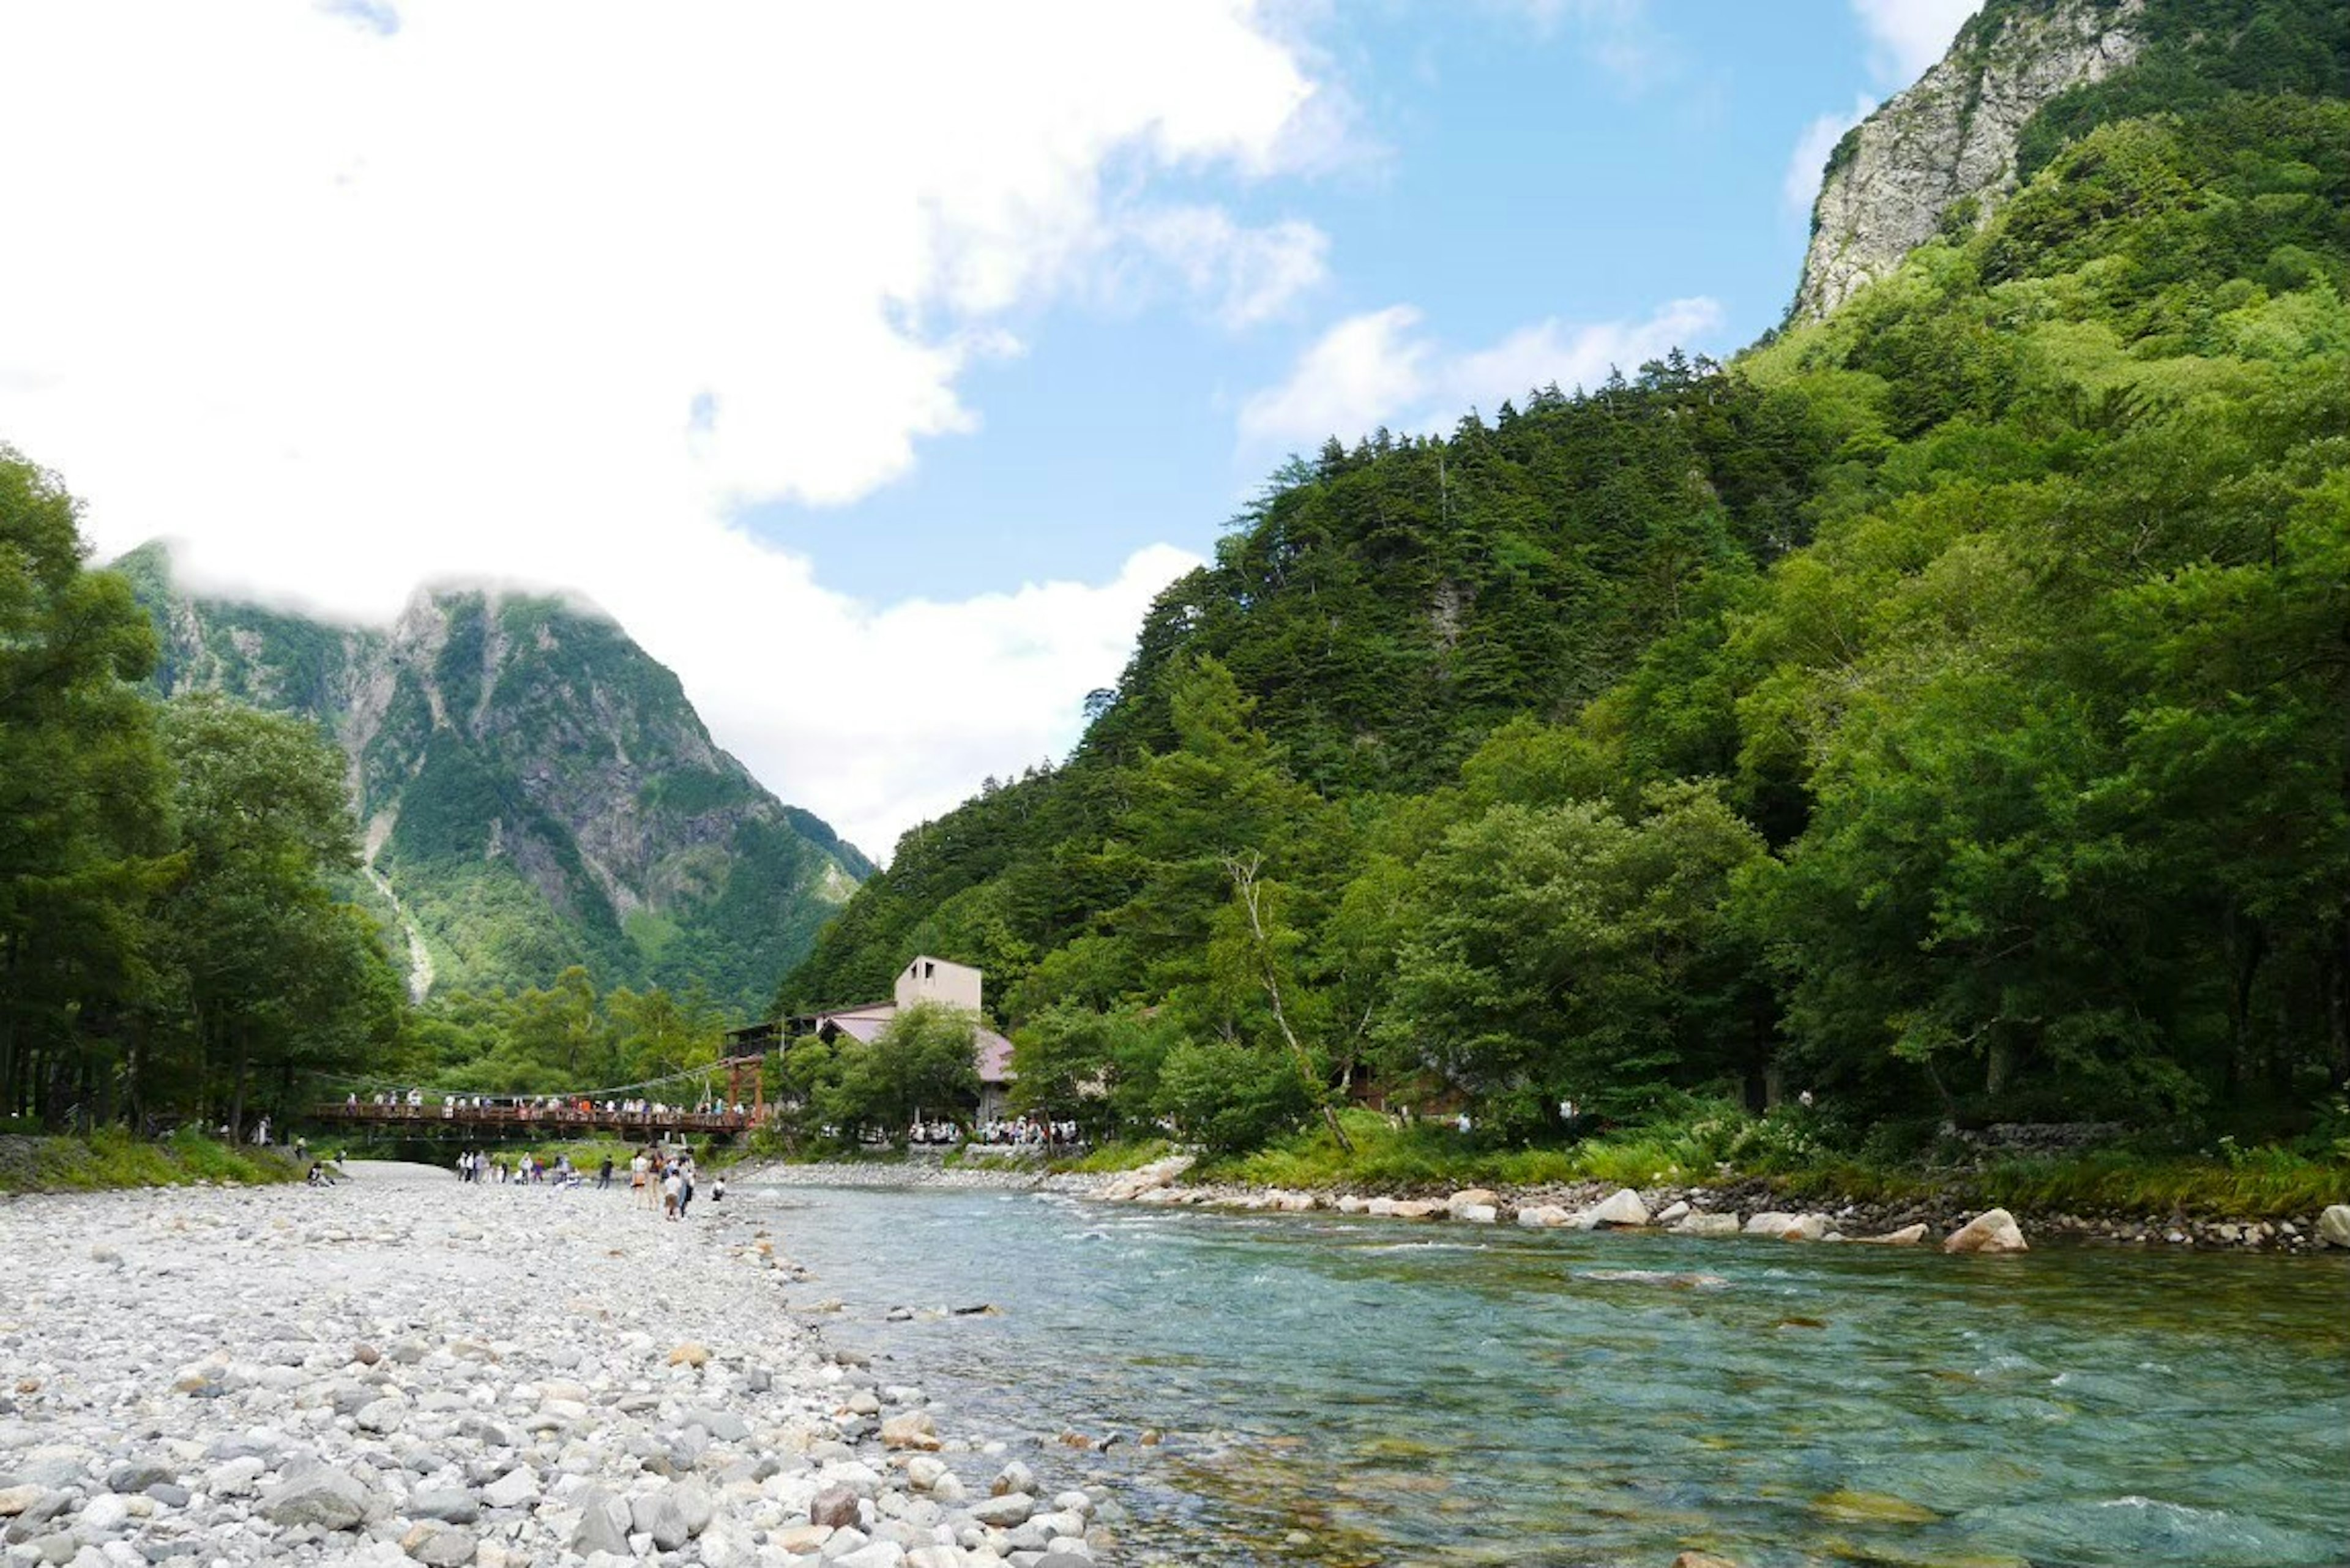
[1672,1213,1742,1239]
[1743,1212,1796,1236]
[1445,1188,1498,1217]
[1587,1189,1651,1228]
[1655,1200,1691,1224]
[1516,1204,1573,1228]
[969,1491,1035,1527]
[1099,1155,1194,1201]
[882,1411,941,1450]
[1943,1208,2029,1254]
[2318,1204,2350,1249]
[810,1485,861,1528]
[570,1487,633,1555]
[259,1468,373,1530]
[1852,1223,1929,1246]
[1778,1214,1830,1242]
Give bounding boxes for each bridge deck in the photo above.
[312,1103,755,1138]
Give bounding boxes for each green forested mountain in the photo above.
[781,0,2349,1149]
[117,547,871,1016]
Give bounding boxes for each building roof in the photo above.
[813,1002,1017,1085]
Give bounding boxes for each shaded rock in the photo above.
[400,1522,477,1567]
[480,1467,537,1509]
[630,1489,690,1551]
[260,1468,372,1531]
[969,1491,1034,1528]
[810,1485,860,1529]
[2318,1204,2350,1249]
[1943,1208,2029,1255]
[408,1487,479,1525]
[569,1487,632,1556]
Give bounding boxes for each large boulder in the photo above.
[1778,1214,1830,1242]
[2317,1204,2350,1249]
[1671,1212,1742,1239]
[1099,1155,1195,1202]
[1852,1223,1929,1246]
[1943,1208,2028,1255]
[1587,1189,1651,1228]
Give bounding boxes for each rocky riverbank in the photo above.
[0,1163,1121,1568]
[741,1155,2350,1253]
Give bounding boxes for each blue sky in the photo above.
[750,1,1939,603]
[2,0,1976,856]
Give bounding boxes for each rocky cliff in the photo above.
[1794,0,2144,321]
[115,543,871,1014]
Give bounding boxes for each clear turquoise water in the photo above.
[755,1185,2350,1567]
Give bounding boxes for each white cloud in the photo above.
[1127,209,1330,328]
[1784,93,1878,215]
[1239,297,1723,450]
[1849,0,1983,86]
[0,1,1323,859]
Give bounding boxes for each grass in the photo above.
[0,1127,302,1194]
[1050,1138,1178,1175]
[1179,1105,2350,1220]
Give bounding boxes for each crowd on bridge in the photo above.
[343,1090,754,1123]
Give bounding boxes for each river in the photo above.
[743,1181,2350,1567]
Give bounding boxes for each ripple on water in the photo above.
[762,1184,2350,1568]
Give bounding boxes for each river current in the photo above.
[744,1182,2349,1567]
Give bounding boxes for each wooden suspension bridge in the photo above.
[308,1055,771,1143]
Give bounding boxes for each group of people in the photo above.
[453,1148,586,1185]
[624,1146,723,1220]
[968,1116,1082,1147]
[346,1090,748,1124]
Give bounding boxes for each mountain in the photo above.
[779,0,2348,1144]
[1796,0,2346,319]
[114,544,873,1016]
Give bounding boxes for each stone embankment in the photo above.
[0,1164,1116,1568]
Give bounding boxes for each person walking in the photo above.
[598,1153,613,1190]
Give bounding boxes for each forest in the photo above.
[781,81,2350,1166]
[7,1,2346,1189]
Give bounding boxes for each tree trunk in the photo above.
[228,1020,250,1145]
[1223,853,1352,1154]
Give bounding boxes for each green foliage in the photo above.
[0,1127,300,1193]
[781,59,2350,1165]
